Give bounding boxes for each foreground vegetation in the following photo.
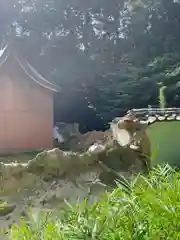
[2,164,180,239]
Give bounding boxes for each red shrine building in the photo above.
[0,43,60,153]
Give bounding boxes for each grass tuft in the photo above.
[4,164,180,239]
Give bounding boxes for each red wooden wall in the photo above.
[0,72,54,153]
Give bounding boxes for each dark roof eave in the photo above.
[0,44,61,93]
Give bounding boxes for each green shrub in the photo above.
[5,164,180,239]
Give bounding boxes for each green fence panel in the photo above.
[147,121,180,166]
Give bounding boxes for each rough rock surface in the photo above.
[0,114,151,230]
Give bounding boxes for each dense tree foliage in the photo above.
[1,0,180,131]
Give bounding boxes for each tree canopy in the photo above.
[1,0,180,131]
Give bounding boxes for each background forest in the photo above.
[1,0,180,132]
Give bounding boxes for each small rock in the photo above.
[167,116,176,120]
[88,144,105,154]
[157,116,165,121]
[0,204,16,217]
[147,116,156,124]
[130,145,139,150]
